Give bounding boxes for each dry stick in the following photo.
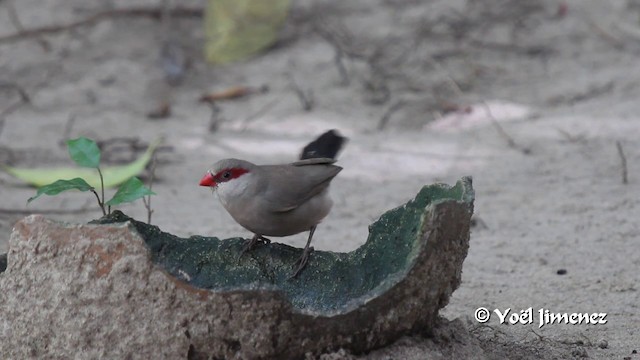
[0,81,31,103]
[551,81,615,107]
[0,99,26,119]
[585,18,625,50]
[377,100,405,131]
[0,7,203,44]
[142,155,157,224]
[208,103,222,133]
[430,57,530,154]
[0,82,31,120]
[319,26,371,88]
[334,49,350,86]
[481,101,530,155]
[0,84,31,139]
[555,127,585,143]
[466,38,553,57]
[616,140,628,185]
[6,0,49,50]
[287,74,314,111]
[240,98,280,131]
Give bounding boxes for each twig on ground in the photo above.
[0,81,31,103]
[0,145,15,165]
[208,103,223,133]
[142,155,157,224]
[97,137,147,163]
[466,38,554,57]
[287,74,314,111]
[547,81,614,106]
[6,0,50,50]
[377,100,405,131]
[199,85,269,103]
[0,99,27,120]
[362,75,390,105]
[555,127,586,143]
[0,81,32,121]
[0,7,203,44]
[481,101,531,155]
[314,21,370,85]
[240,99,280,131]
[334,50,350,86]
[429,57,529,154]
[585,18,625,50]
[616,140,628,184]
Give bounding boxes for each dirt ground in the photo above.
[1,0,639,358]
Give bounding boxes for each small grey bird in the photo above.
[199,130,346,277]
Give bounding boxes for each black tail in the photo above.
[299,130,347,160]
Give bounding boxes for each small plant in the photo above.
[28,137,155,216]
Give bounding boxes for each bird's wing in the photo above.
[289,158,337,166]
[260,163,342,213]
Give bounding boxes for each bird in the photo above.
[199,130,346,277]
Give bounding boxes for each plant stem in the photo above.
[97,167,106,214]
[144,155,157,224]
[91,189,106,215]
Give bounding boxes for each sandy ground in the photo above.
[1,0,639,358]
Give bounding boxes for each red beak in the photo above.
[199,173,216,187]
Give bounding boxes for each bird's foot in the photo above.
[291,246,314,278]
[256,236,271,245]
[237,235,271,262]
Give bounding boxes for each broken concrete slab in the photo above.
[0,177,473,359]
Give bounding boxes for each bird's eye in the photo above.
[222,171,231,179]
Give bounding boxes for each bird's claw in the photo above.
[291,246,314,278]
[237,235,271,262]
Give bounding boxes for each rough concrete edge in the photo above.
[0,252,6,272]
[0,179,474,359]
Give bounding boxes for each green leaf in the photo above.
[204,0,291,64]
[28,178,94,203]
[105,177,155,206]
[2,138,161,188]
[67,137,101,168]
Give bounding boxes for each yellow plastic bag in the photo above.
[205,0,291,64]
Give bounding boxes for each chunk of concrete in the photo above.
[0,178,473,359]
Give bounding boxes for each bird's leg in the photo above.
[291,226,316,278]
[238,234,271,260]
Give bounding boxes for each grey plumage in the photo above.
[201,130,346,277]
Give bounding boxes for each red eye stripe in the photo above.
[214,167,249,182]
